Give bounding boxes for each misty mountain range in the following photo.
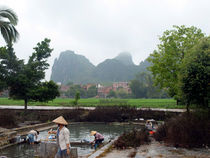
[50,50,150,84]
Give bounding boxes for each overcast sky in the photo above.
[0,0,210,80]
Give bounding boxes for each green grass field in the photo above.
[0,98,185,109]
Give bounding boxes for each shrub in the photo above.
[86,106,137,122]
[114,128,150,149]
[0,110,17,128]
[154,111,210,148]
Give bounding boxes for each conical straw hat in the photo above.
[90,131,97,136]
[52,116,68,125]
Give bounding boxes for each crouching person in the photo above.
[53,116,70,158]
[90,131,104,149]
[27,130,39,145]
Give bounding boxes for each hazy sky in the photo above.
[0,0,210,80]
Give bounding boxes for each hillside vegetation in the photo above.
[50,50,150,84]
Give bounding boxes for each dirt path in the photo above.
[102,141,210,158]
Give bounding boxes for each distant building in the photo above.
[60,85,70,92]
[96,82,131,98]
[82,83,95,91]
[112,82,131,93]
[59,85,70,98]
[97,86,113,98]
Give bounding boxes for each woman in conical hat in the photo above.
[52,116,70,158]
[53,116,68,125]
[90,131,104,149]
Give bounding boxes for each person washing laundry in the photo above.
[90,131,104,149]
[27,129,39,145]
[52,116,70,158]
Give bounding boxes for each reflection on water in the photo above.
[0,144,36,158]
[0,123,142,158]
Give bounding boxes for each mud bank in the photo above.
[0,106,182,128]
[96,140,210,158]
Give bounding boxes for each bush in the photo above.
[154,110,210,148]
[86,106,137,122]
[0,110,17,128]
[114,128,150,149]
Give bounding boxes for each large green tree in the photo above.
[179,37,210,109]
[0,39,59,110]
[0,46,23,91]
[0,7,19,45]
[148,25,205,101]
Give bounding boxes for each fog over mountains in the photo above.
[50,50,150,84]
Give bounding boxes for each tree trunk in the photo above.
[24,99,28,111]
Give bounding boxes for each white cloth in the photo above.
[58,127,70,150]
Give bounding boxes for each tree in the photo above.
[73,91,80,105]
[116,89,128,98]
[179,37,210,110]
[130,72,167,98]
[67,85,85,98]
[1,38,60,110]
[148,25,205,100]
[0,7,19,45]
[107,90,117,98]
[86,85,97,98]
[0,45,23,91]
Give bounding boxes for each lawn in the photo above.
[0,98,185,109]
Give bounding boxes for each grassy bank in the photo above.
[0,98,185,109]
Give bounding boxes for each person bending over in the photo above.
[90,131,104,149]
[27,129,39,145]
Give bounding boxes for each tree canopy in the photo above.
[0,38,60,109]
[148,25,205,100]
[130,72,167,98]
[0,7,19,45]
[179,37,210,108]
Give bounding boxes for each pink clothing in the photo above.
[95,132,104,140]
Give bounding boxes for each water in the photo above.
[0,123,142,158]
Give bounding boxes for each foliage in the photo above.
[66,85,85,98]
[86,85,97,98]
[107,90,117,98]
[107,89,131,99]
[154,111,210,148]
[130,72,168,98]
[86,106,138,122]
[0,46,23,91]
[179,37,210,108]
[0,110,17,128]
[148,25,205,99]
[0,7,19,45]
[0,39,60,109]
[73,91,80,105]
[65,84,97,98]
[114,128,149,149]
